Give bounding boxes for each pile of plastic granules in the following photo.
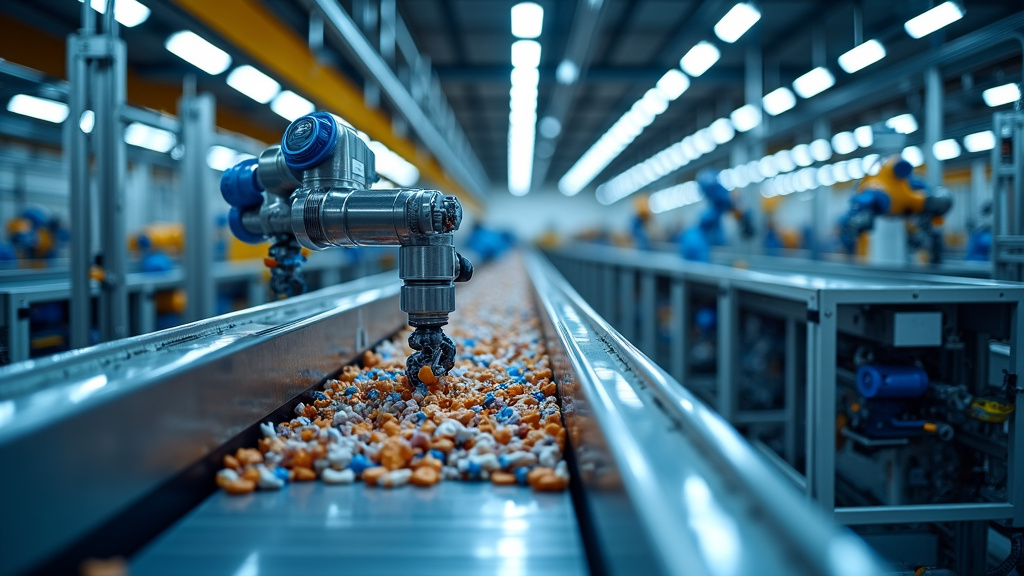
[216,252,569,494]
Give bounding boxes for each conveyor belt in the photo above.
[0,250,887,576]
[132,483,585,576]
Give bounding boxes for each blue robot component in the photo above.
[854,364,950,439]
[679,170,755,262]
[220,111,472,389]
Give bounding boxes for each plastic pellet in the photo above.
[322,468,355,485]
[215,254,570,496]
[223,478,256,495]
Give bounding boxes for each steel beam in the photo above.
[179,87,217,322]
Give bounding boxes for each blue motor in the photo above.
[857,364,929,399]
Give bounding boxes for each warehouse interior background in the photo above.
[1,1,1023,575]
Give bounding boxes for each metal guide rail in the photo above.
[547,242,1024,573]
[0,255,884,575]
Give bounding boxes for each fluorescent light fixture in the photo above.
[774,149,796,173]
[982,83,1021,107]
[730,104,761,132]
[833,161,851,183]
[206,145,256,172]
[657,69,690,101]
[270,90,315,121]
[538,116,561,139]
[854,125,873,148]
[714,3,761,44]
[6,94,69,123]
[886,113,918,134]
[758,156,779,178]
[863,154,881,175]
[847,159,865,179]
[165,31,231,75]
[904,1,964,39]
[792,67,835,99]
[902,145,924,167]
[640,88,669,116]
[694,128,716,153]
[79,110,95,133]
[837,39,886,74]
[124,122,175,153]
[226,65,280,104]
[680,41,720,77]
[710,118,735,144]
[963,130,995,153]
[681,136,698,160]
[791,144,812,167]
[511,40,542,68]
[810,138,832,162]
[817,164,836,187]
[746,160,764,183]
[762,87,796,116]
[556,60,579,85]
[78,0,150,28]
[831,131,857,155]
[511,2,544,39]
[370,141,420,187]
[932,138,961,161]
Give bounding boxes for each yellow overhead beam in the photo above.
[171,0,480,212]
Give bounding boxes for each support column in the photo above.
[67,32,92,349]
[812,118,830,259]
[180,84,217,322]
[925,66,943,190]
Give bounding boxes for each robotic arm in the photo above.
[219,112,473,389]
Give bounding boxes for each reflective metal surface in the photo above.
[0,273,405,576]
[132,481,586,576]
[525,251,887,576]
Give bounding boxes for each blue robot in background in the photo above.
[680,170,755,262]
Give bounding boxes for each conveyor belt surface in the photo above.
[132,482,586,576]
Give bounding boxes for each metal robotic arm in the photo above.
[219,112,473,388]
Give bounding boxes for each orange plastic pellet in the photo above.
[430,438,455,453]
[490,471,517,485]
[235,448,263,466]
[410,466,441,487]
[526,467,554,488]
[241,467,261,483]
[362,466,388,486]
[418,365,437,386]
[223,454,241,470]
[379,438,414,470]
[292,466,317,482]
[223,478,256,494]
[533,473,569,492]
[493,426,513,445]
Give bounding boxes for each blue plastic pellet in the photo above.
[273,467,290,483]
[484,392,495,407]
[514,467,530,485]
[349,453,371,474]
[413,411,427,423]
[467,461,482,477]
[368,389,380,400]
[430,449,447,464]
[388,392,402,402]
[344,386,358,396]
[464,339,475,347]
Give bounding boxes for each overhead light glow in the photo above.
[982,83,1021,108]
[729,104,761,132]
[206,145,256,172]
[854,125,873,148]
[226,65,280,104]
[511,2,544,39]
[270,90,315,121]
[124,122,176,153]
[831,131,857,155]
[932,138,961,161]
[649,180,703,214]
[78,0,150,28]
[6,94,69,123]
[758,156,779,178]
[538,116,561,139]
[639,88,669,116]
[902,145,924,167]
[694,128,716,153]
[809,138,832,162]
[817,165,836,187]
[370,141,420,186]
[886,113,918,134]
[714,3,761,44]
[657,69,691,101]
[79,110,95,134]
[511,40,542,69]
[709,118,735,144]
[791,144,812,167]
[556,60,579,85]
[165,31,231,75]
[863,154,881,175]
[904,1,964,39]
[837,39,886,74]
[774,149,796,173]
[680,41,720,77]
[762,87,796,116]
[792,67,835,99]
[963,130,995,153]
